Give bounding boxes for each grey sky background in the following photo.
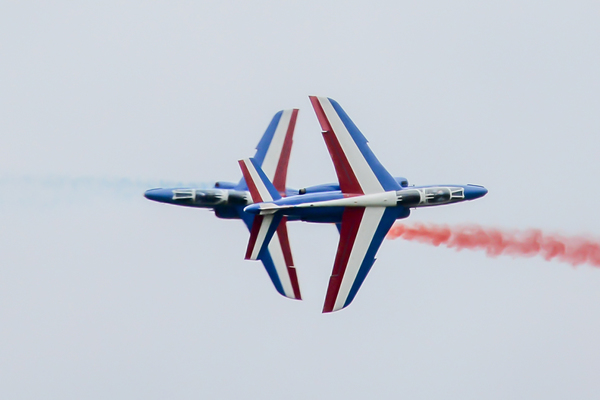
[1,1,600,399]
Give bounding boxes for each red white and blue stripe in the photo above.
[322,206,399,312]
[243,109,298,195]
[235,110,302,300]
[239,157,302,300]
[309,96,400,195]
[309,96,403,312]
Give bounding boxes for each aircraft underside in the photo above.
[145,97,487,312]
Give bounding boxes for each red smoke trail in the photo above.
[386,223,600,267]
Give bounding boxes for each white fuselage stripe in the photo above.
[250,214,274,260]
[295,191,397,208]
[317,97,384,194]
[333,207,385,311]
[262,110,292,180]
[268,232,294,298]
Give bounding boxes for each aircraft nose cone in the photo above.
[144,188,173,203]
[464,185,488,200]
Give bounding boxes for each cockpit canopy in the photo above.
[424,187,450,204]
[424,187,465,204]
[171,189,250,206]
[397,186,466,207]
[172,189,226,205]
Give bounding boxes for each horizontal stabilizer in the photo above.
[245,213,282,261]
[267,218,302,299]
[237,208,302,300]
[238,158,281,203]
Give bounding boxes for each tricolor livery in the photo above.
[145,97,487,313]
[145,109,302,300]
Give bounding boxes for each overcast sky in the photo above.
[1,1,600,399]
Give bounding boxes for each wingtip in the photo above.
[309,96,333,132]
[238,158,253,168]
[274,284,302,301]
[309,95,336,103]
[322,296,338,313]
[280,293,302,301]
[308,95,329,106]
[279,108,300,114]
[322,305,339,313]
[322,302,349,313]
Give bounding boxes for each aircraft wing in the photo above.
[237,108,299,195]
[323,206,398,313]
[238,209,302,300]
[309,96,400,195]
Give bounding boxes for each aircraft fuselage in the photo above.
[145,183,487,224]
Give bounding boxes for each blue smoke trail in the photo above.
[0,175,214,208]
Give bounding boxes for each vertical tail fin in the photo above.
[235,109,299,195]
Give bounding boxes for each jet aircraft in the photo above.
[145,97,488,312]
[145,109,304,300]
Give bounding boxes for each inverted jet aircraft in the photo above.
[145,97,487,312]
[145,109,304,300]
